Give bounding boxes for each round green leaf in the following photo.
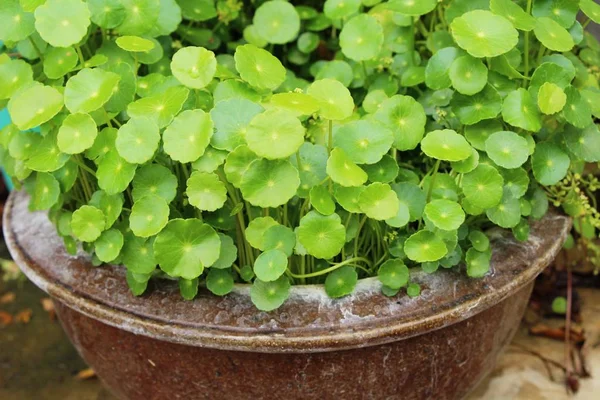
[564,124,600,163]
[154,218,220,279]
[452,85,502,125]
[485,131,529,169]
[163,109,213,163]
[297,211,346,260]
[502,88,542,132]
[490,0,536,31]
[94,229,124,263]
[307,79,354,120]
[246,109,305,160]
[34,0,91,47]
[130,194,170,237]
[42,47,78,79]
[358,182,399,220]
[363,155,399,183]
[8,82,63,131]
[469,230,490,252]
[263,225,296,257]
[211,234,238,270]
[234,44,286,90]
[334,185,365,213]
[186,171,227,212]
[224,145,259,188]
[563,86,593,129]
[425,47,463,90]
[192,146,228,173]
[0,59,33,100]
[310,185,335,216]
[326,148,368,187]
[466,248,491,277]
[378,259,409,290]
[462,164,504,209]
[171,46,216,89]
[421,129,472,162]
[245,216,278,250]
[250,276,290,311]
[532,0,579,28]
[71,205,105,242]
[449,55,488,95]
[424,199,465,231]
[240,159,300,208]
[121,235,156,274]
[116,35,155,52]
[97,149,137,194]
[30,172,60,211]
[64,68,121,113]
[501,167,530,198]
[374,95,426,151]
[292,142,328,197]
[325,266,357,298]
[581,0,600,24]
[0,0,35,42]
[450,10,518,58]
[57,113,98,154]
[206,269,234,296]
[128,86,189,129]
[404,230,448,263]
[533,17,574,52]
[88,0,126,29]
[132,163,177,203]
[268,92,320,116]
[538,82,567,115]
[531,142,570,185]
[324,0,361,19]
[254,249,288,282]
[339,14,383,61]
[115,0,160,36]
[115,118,160,164]
[253,0,300,44]
[391,182,426,221]
[387,0,437,16]
[210,98,264,151]
[465,119,503,150]
[486,193,521,228]
[333,120,393,165]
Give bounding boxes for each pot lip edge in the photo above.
[4,190,571,353]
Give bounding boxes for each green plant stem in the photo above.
[28,37,44,61]
[409,17,417,65]
[328,119,333,193]
[582,18,591,29]
[72,155,97,177]
[524,0,533,83]
[75,156,94,201]
[354,214,368,258]
[75,46,85,66]
[536,44,546,65]
[289,257,372,279]
[426,159,441,202]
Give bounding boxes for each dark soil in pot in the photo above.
[4,191,570,400]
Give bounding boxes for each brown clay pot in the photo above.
[4,191,570,400]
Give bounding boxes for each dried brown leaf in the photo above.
[0,310,13,327]
[0,292,16,304]
[14,309,32,324]
[75,368,97,380]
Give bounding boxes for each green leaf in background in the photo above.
[298,211,345,260]
[333,120,393,165]
[121,235,156,274]
[88,0,126,29]
[531,142,570,185]
[127,85,189,128]
[0,59,33,100]
[449,55,488,95]
[538,82,566,115]
[130,194,170,237]
[94,229,124,263]
[186,171,227,212]
[0,0,35,42]
[309,185,335,216]
[171,46,216,89]
[34,0,91,47]
[246,109,305,160]
[71,205,105,242]
[132,164,178,203]
[250,276,290,311]
[501,88,542,132]
[387,0,437,16]
[450,10,518,58]
[307,79,355,121]
[486,192,521,228]
[210,98,263,151]
[245,216,278,250]
[64,68,121,113]
[339,14,384,61]
[57,113,98,155]
[325,266,357,298]
[564,124,600,163]
[533,17,574,52]
[489,0,535,31]
[324,0,361,19]
[466,248,491,277]
[425,47,463,90]
[116,35,156,52]
[206,269,234,296]
[421,130,472,162]
[326,148,368,187]
[404,230,448,263]
[30,172,60,211]
[485,131,529,169]
[253,0,300,44]
[115,0,160,36]
[224,145,258,188]
[358,183,400,221]
[116,117,160,164]
[163,109,213,163]
[580,0,600,24]
[452,85,502,125]
[374,95,426,151]
[8,82,63,130]
[234,44,286,90]
[532,0,579,29]
[154,218,220,279]
[43,47,78,79]
[240,159,300,208]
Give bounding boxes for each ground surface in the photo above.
[1,265,599,400]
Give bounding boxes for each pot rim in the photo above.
[4,191,570,353]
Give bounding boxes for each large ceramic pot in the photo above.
[4,191,570,400]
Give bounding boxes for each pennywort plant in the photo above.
[0,0,599,311]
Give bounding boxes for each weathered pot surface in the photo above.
[5,191,570,399]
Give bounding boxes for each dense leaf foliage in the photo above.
[1,0,599,310]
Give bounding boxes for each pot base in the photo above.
[56,283,531,400]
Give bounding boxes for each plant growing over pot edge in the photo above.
[0,0,598,311]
